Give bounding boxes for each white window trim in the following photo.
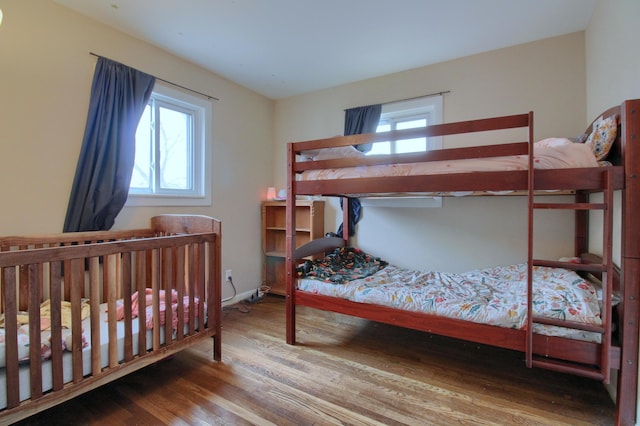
[379,94,443,151]
[126,82,213,207]
[361,95,443,208]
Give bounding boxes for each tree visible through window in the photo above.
[128,82,212,207]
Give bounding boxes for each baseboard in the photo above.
[222,289,260,307]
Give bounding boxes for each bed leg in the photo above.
[286,294,296,345]
[213,335,222,362]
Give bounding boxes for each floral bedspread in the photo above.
[298,263,603,342]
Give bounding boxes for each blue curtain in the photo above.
[337,104,382,238]
[63,57,155,232]
[346,104,382,153]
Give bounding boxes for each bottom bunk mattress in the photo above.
[297,250,603,343]
[0,292,204,409]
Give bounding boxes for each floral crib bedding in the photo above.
[0,289,200,368]
[297,258,604,343]
[0,294,204,409]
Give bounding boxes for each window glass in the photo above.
[128,82,212,207]
[367,95,443,156]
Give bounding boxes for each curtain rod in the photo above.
[384,90,450,106]
[89,52,219,101]
[345,90,450,111]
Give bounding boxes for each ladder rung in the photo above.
[532,259,607,273]
[532,316,605,334]
[531,357,604,380]
[533,202,606,210]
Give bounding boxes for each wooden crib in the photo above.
[0,214,221,424]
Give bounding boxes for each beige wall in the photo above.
[585,0,640,414]
[586,0,640,118]
[0,1,274,301]
[275,32,587,271]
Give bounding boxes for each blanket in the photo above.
[115,288,199,330]
[0,299,90,331]
[297,247,387,284]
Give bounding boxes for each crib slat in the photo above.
[151,249,161,351]
[121,252,134,362]
[18,254,28,312]
[180,245,189,336]
[188,244,196,332]
[105,253,118,368]
[28,264,43,400]
[136,250,147,355]
[3,266,20,409]
[89,256,101,376]
[70,258,84,383]
[197,243,206,327]
[175,245,185,339]
[163,247,173,344]
[50,261,64,391]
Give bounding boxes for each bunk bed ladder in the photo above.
[527,168,614,382]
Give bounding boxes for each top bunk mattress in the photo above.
[298,138,600,182]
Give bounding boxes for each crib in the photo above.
[0,214,221,424]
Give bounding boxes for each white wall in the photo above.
[274,32,587,272]
[0,1,274,300]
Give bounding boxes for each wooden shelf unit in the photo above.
[262,200,324,295]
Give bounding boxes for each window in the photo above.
[359,95,443,208]
[127,82,212,207]
[366,94,443,156]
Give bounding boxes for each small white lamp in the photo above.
[0,9,3,27]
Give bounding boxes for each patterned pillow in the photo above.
[585,115,617,161]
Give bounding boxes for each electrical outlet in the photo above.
[225,269,232,281]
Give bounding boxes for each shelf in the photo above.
[265,226,312,232]
[262,200,324,296]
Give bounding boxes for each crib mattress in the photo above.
[297,263,603,342]
[0,301,200,409]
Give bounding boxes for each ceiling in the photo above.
[53,0,598,100]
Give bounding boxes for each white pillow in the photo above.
[313,146,365,161]
[534,137,573,148]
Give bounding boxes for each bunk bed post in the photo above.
[341,197,350,242]
[617,99,640,426]
[526,111,534,369]
[285,143,297,345]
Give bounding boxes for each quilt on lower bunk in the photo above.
[297,248,603,343]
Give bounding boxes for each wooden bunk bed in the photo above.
[284,99,640,425]
[0,214,222,424]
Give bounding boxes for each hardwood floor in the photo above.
[14,295,615,425]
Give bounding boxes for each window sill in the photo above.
[126,193,211,207]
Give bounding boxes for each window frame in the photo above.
[360,95,443,208]
[126,82,213,207]
[372,94,443,154]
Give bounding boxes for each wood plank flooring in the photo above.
[14,295,615,425]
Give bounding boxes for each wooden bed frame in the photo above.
[0,214,222,424]
[284,99,640,425]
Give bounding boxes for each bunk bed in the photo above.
[284,99,640,425]
[0,214,222,424]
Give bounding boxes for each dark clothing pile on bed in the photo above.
[296,246,387,284]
